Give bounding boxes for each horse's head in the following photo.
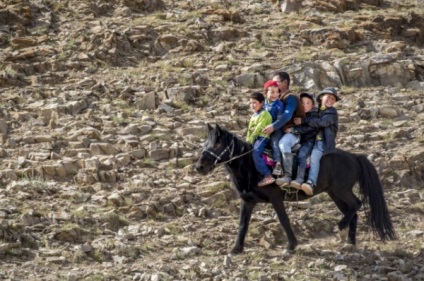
[195,124,234,175]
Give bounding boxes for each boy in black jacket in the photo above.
[290,93,319,189]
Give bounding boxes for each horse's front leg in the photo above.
[271,198,297,253]
[231,200,256,254]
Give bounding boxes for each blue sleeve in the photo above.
[272,96,298,130]
[269,106,278,121]
[307,109,338,128]
[271,102,283,122]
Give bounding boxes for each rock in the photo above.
[0,169,18,180]
[408,230,424,237]
[379,106,400,118]
[148,148,170,160]
[108,192,125,207]
[223,255,232,267]
[90,143,120,155]
[0,119,7,134]
[166,86,201,103]
[281,0,302,13]
[259,237,273,249]
[180,246,200,256]
[334,264,348,271]
[134,92,158,110]
[116,153,131,167]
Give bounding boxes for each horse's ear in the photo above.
[206,123,214,132]
[215,124,222,137]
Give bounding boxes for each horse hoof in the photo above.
[338,228,348,243]
[279,249,294,260]
[282,249,294,256]
[341,243,356,252]
[230,247,243,255]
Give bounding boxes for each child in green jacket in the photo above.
[247,92,274,187]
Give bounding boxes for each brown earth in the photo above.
[0,0,423,280]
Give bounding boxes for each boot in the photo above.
[276,153,293,187]
[290,166,305,189]
[272,163,283,176]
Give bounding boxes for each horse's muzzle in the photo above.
[195,163,206,175]
[195,161,211,175]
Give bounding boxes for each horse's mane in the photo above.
[219,128,259,193]
[220,128,251,152]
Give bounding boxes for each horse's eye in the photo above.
[212,142,221,149]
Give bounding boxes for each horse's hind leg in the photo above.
[347,213,358,245]
[328,190,362,245]
[231,200,256,254]
[271,198,297,253]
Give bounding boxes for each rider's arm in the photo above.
[292,124,316,135]
[307,108,338,128]
[271,96,298,130]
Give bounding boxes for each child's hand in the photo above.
[262,125,274,135]
[294,117,302,125]
[284,128,291,133]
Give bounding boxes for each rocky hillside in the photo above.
[0,0,423,280]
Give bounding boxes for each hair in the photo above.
[300,93,315,105]
[273,71,290,87]
[250,92,265,103]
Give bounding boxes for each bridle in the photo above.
[201,136,267,167]
[202,138,235,167]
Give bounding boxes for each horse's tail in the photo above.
[356,154,396,241]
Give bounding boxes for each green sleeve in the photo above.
[246,118,255,144]
[248,111,272,144]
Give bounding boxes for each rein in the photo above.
[202,136,267,167]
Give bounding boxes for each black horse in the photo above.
[195,124,396,254]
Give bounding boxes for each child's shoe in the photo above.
[272,163,283,176]
[275,175,291,187]
[290,179,303,189]
[258,175,275,187]
[301,180,314,196]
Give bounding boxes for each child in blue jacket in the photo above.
[263,80,284,176]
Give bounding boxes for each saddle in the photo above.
[262,144,310,182]
[261,143,302,167]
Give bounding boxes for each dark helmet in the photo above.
[316,87,340,103]
[300,92,315,105]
